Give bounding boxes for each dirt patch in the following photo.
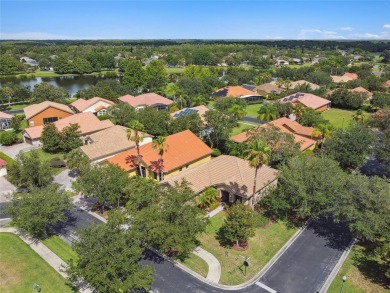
[0,262,22,287]
[231,244,249,251]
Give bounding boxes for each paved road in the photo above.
[242,116,261,124]
[4,109,24,115]
[0,202,10,219]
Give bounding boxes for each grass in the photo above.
[166,67,185,74]
[321,108,371,128]
[197,212,298,285]
[42,236,78,264]
[327,245,389,293]
[244,103,262,118]
[231,123,256,136]
[0,151,15,165]
[0,233,74,293]
[178,253,209,278]
[8,103,30,111]
[23,148,66,175]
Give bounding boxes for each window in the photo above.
[140,166,146,178]
[43,117,58,124]
[29,121,35,126]
[153,171,164,181]
[97,109,107,116]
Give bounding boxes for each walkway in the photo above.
[193,247,221,283]
[0,227,92,293]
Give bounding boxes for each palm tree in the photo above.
[152,136,168,181]
[244,139,271,207]
[258,103,278,122]
[127,120,146,176]
[228,104,247,121]
[352,109,365,123]
[293,103,305,122]
[312,123,331,148]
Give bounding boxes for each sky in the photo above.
[1,1,390,40]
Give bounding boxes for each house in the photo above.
[279,92,331,112]
[256,83,282,95]
[161,155,278,207]
[23,112,114,146]
[119,93,173,110]
[80,125,152,163]
[107,130,212,181]
[0,159,7,177]
[230,117,316,152]
[343,72,358,80]
[0,111,13,130]
[331,72,358,83]
[170,105,209,122]
[24,101,74,127]
[292,58,302,64]
[349,87,373,100]
[242,84,257,92]
[275,59,289,66]
[290,80,320,91]
[70,97,115,116]
[213,86,263,103]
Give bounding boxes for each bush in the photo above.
[50,157,66,168]
[97,114,111,121]
[0,131,18,146]
[209,200,220,211]
[254,213,269,228]
[212,148,221,157]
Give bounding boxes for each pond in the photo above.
[0,75,117,96]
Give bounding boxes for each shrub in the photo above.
[50,157,66,168]
[212,148,221,157]
[0,131,18,146]
[97,114,111,121]
[254,213,269,228]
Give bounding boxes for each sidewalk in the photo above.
[193,247,221,283]
[0,227,92,293]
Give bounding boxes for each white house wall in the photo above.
[83,101,113,113]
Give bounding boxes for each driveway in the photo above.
[54,169,77,191]
[0,142,37,159]
[0,177,15,201]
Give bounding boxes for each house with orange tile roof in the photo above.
[23,101,74,127]
[23,112,114,146]
[343,72,358,80]
[161,155,278,207]
[213,86,263,103]
[331,72,358,83]
[71,97,115,116]
[80,125,152,163]
[349,86,373,100]
[0,111,13,130]
[107,130,212,181]
[279,92,331,112]
[230,117,316,152]
[119,93,173,110]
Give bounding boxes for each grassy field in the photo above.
[327,245,389,293]
[42,236,78,264]
[321,108,371,128]
[23,148,66,175]
[8,103,30,111]
[178,253,209,278]
[0,233,74,293]
[198,212,298,285]
[244,103,262,118]
[166,67,185,74]
[231,123,256,136]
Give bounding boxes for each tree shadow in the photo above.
[141,249,166,265]
[215,225,233,248]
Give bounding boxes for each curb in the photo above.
[319,238,356,293]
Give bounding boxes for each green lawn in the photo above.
[0,233,74,293]
[244,103,262,119]
[8,103,30,111]
[178,253,209,278]
[42,236,78,264]
[23,148,66,175]
[327,245,389,293]
[321,108,371,128]
[166,67,185,74]
[198,212,298,285]
[231,123,256,136]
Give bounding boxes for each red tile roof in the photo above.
[279,92,331,110]
[343,72,358,80]
[23,112,114,139]
[107,130,212,172]
[213,86,261,98]
[230,117,316,151]
[119,93,172,108]
[71,97,115,112]
[0,111,13,119]
[349,87,373,97]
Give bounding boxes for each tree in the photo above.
[371,93,390,109]
[31,82,70,104]
[122,59,145,94]
[144,60,168,92]
[152,136,167,181]
[0,55,21,75]
[164,83,180,106]
[204,109,235,150]
[67,217,154,292]
[325,122,375,169]
[275,101,294,117]
[127,120,146,175]
[65,149,90,173]
[327,89,366,110]
[73,164,129,211]
[293,103,305,122]
[7,185,72,238]
[7,151,52,188]
[41,123,62,153]
[11,115,23,133]
[196,187,219,209]
[60,123,82,152]
[244,139,271,204]
[312,123,332,148]
[0,131,18,146]
[109,103,137,126]
[228,104,247,121]
[130,181,208,257]
[301,108,329,127]
[257,103,279,122]
[352,109,365,123]
[260,156,347,222]
[375,129,390,174]
[380,49,390,63]
[369,108,390,130]
[136,106,170,136]
[221,204,256,246]
[169,113,203,135]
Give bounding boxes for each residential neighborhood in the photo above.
[1,9,390,293]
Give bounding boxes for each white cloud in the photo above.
[298,29,346,39]
[384,24,390,29]
[339,26,353,31]
[0,32,100,40]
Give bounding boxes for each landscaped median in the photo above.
[181,211,298,285]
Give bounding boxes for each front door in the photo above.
[221,190,230,204]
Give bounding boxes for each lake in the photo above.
[0,75,116,96]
